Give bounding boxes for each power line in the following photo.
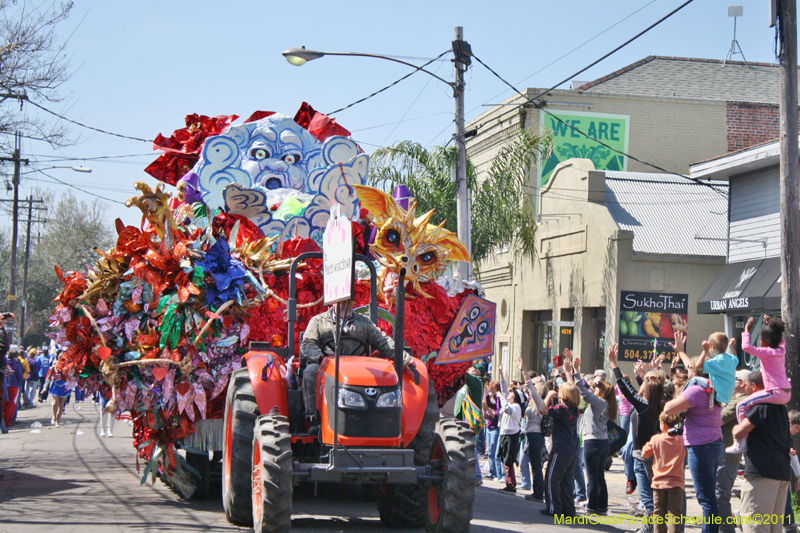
[380,53,447,146]
[469,0,658,117]
[471,52,727,196]
[477,0,695,130]
[348,111,453,133]
[25,152,153,161]
[35,169,126,204]
[25,100,152,143]
[328,50,451,116]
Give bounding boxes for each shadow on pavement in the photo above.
[0,469,83,503]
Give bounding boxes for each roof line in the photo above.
[573,55,781,92]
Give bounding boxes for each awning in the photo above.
[763,263,800,311]
[697,258,782,314]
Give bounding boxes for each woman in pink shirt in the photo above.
[726,315,790,453]
[617,379,636,494]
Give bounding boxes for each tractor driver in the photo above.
[300,298,413,432]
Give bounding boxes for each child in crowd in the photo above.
[529,374,580,518]
[642,413,686,533]
[727,315,789,453]
[694,331,738,405]
[496,359,523,493]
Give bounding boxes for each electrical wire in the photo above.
[25,100,152,143]
[26,152,154,161]
[327,50,451,116]
[476,0,695,130]
[35,169,126,204]
[469,0,658,116]
[471,52,727,196]
[425,119,455,149]
[380,54,447,147]
[348,111,453,133]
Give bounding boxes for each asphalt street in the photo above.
[0,400,710,533]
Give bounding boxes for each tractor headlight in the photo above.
[337,388,366,408]
[376,389,402,408]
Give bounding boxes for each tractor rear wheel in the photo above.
[222,367,258,526]
[425,419,475,533]
[377,378,438,528]
[252,414,293,533]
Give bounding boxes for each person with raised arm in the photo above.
[663,331,724,533]
[570,354,617,516]
[525,356,580,518]
[610,342,666,527]
[518,357,546,502]
[495,357,524,494]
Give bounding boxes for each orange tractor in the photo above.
[221,252,476,532]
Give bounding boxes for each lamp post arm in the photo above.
[322,52,455,90]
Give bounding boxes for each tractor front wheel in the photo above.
[425,419,475,533]
[252,414,293,533]
[222,368,259,526]
[377,378,438,528]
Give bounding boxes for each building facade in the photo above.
[691,140,786,369]
[467,56,791,377]
[480,159,726,377]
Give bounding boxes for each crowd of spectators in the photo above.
[457,314,796,533]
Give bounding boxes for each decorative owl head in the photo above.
[353,185,470,298]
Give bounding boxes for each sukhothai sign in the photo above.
[539,110,630,186]
[618,290,688,362]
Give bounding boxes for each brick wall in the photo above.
[726,101,782,152]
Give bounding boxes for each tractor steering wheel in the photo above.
[321,336,371,357]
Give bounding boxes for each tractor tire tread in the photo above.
[253,415,293,533]
[223,368,259,527]
[426,418,475,533]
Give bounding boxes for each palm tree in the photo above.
[368,128,552,272]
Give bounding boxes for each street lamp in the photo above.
[282,27,474,280]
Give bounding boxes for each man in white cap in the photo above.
[717,368,751,533]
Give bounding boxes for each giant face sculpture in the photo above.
[237,118,320,191]
[193,114,322,208]
[183,111,363,241]
[352,185,470,298]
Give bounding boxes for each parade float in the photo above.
[48,104,495,532]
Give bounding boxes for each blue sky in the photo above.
[5,0,784,228]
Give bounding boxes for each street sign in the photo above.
[322,204,353,306]
[6,294,15,300]
[5,326,17,332]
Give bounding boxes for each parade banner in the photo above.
[539,110,629,186]
[618,290,688,362]
[435,295,496,365]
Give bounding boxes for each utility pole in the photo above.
[20,198,45,341]
[0,196,45,342]
[0,132,28,342]
[777,0,800,410]
[453,27,472,280]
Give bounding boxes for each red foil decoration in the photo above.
[293,102,351,142]
[145,113,239,186]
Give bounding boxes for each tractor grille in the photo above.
[324,376,401,438]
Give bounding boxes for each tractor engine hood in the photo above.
[326,356,399,388]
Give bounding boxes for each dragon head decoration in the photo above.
[352,185,470,299]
